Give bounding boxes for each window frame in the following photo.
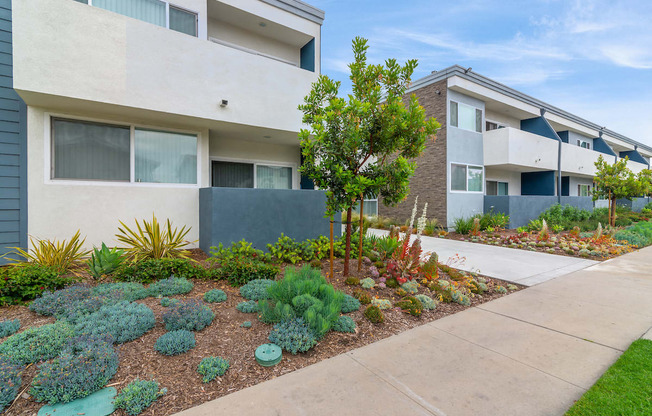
[450,101,483,133]
[45,113,201,188]
[80,0,200,38]
[577,140,591,150]
[485,180,509,196]
[210,157,297,190]
[485,119,506,132]
[578,184,591,197]
[450,162,485,193]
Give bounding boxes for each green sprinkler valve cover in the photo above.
[255,343,282,367]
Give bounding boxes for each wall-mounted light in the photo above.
[435,89,441,95]
[220,99,228,108]
[259,22,267,27]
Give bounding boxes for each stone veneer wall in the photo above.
[378,80,448,226]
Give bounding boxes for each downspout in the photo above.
[540,109,562,204]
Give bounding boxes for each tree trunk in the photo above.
[329,216,334,279]
[610,196,617,227]
[357,198,364,272]
[343,207,353,276]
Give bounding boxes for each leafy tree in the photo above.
[593,155,651,226]
[299,37,440,276]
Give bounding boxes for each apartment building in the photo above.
[3,0,327,259]
[379,65,652,228]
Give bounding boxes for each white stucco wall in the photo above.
[13,0,318,134]
[484,168,521,196]
[484,110,520,129]
[568,176,594,197]
[27,107,210,249]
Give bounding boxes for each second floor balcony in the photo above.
[13,0,319,133]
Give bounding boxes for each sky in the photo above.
[308,0,652,146]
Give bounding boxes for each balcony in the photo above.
[483,127,557,171]
[13,0,318,133]
[560,142,605,176]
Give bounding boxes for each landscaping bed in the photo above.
[0,257,517,416]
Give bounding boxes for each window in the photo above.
[578,140,591,150]
[578,184,591,197]
[451,163,484,192]
[353,199,378,216]
[211,161,293,190]
[485,120,506,131]
[486,181,508,196]
[51,118,198,185]
[135,129,197,184]
[450,101,482,133]
[83,0,198,37]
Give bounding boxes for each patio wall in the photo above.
[199,187,335,253]
[484,196,594,229]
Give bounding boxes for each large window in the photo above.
[51,118,198,185]
[451,163,483,192]
[211,161,293,190]
[75,0,198,37]
[578,184,591,197]
[450,101,482,133]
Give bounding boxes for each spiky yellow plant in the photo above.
[116,215,192,262]
[6,230,90,272]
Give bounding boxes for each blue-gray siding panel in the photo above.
[199,188,334,253]
[0,0,27,264]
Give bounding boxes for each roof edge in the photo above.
[260,0,325,25]
[410,65,652,154]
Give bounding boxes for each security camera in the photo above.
[220,99,228,107]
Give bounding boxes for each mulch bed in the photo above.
[2,257,519,416]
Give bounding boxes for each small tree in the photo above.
[593,155,641,226]
[299,37,440,276]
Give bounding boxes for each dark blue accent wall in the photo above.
[593,136,616,157]
[619,150,648,165]
[520,117,558,141]
[299,150,314,190]
[561,176,570,196]
[199,188,333,253]
[557,131,569,143]
[300,38,315,72]
[521,171,555,196]
[0,0,27,264]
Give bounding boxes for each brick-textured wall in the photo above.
[378,80,448,226]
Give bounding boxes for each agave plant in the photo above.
[116,215,192,262]
[6,230,90,272]
[87,243,126,279]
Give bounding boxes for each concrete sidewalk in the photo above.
[175,247,652,416]
[368,228,597,286]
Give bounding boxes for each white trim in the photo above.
[209,156,298,190]
[449,162,485,194]
[44,112,202,188]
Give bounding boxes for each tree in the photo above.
[593,155,651,226]
[298,37,440,276]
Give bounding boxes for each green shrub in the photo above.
[236,300,259,313]
[385,277,399,288]
[479,211,510,229]
[91,282,149,302]
[239,279,274,301]
[148,277,194,297]
[154,330,196,356]
[415,294,437,310]
[259,266,343,339]
[162,300,214,332]
[453,217,474,235]
[87,243,126,279]
[364,305,384,324]
[74,301,155,344]
[267,234,314,264]
[197,357,229,383]
[0,264,74,306]
[114,379,166,416]
[614,221,652,247]
[30,336,118,405]
[538,204,592,230]
[0,356,22,412]
[214,258,279,287]
[0,321,74,365]
[6,231,90,272]
[29,285,94,317]
[332,316,356,333]
[268,318,317,354]
[115,258,204,283]
[307,235,331,260]
[344,277,360,286]
[241,321,252,328]
[360,278,375,289]
[395,296,423,317]
[116,215,191,262]
[353,290,372,305]
[370,298,392,310]
[527,219,543,232]
[209,240,268,264]
[203,289,227,303]
[401,281,419,295]
[0,320,20,338]
[160,297,179,307]
[340,294,361,313]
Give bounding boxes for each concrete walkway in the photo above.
[368,228,598,286]
[175,247,652,416]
